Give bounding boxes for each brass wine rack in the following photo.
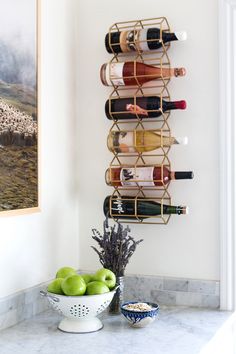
[107,17,171,56]
[108,121,172,156]
[107,189,172,225]
[103,17,184,224]
[106,157,171,191]
[107,52,171,89]
[107,86,171,123]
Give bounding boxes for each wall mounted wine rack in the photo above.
[103,17,187,224]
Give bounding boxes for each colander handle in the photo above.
[40,290,60,302]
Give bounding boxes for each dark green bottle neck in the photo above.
[162,204,185,215]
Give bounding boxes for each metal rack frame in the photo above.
[103,17,180,224]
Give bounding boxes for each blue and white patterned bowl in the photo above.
[120,301,159,328]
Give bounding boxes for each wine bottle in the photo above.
[100,61,186,86]
[103,196,188,220]
[105,28,187,53]
[105,166,194,187]
[107,130,188,153]
[105,96,187,120]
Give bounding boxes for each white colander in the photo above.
[40,289,117,333]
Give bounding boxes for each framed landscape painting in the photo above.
[0,0,39,214]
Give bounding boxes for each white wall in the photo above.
[76,0,219,280]
[0,0,79,298]
[0,0,220,299]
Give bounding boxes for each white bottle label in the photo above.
[120,167,155,186]
[138,29,149,51]
[121,29,149,52]
[106,62,125,86]
[112,199,125,214]
[112,131,135,153]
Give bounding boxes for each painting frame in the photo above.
[0,0,41,216]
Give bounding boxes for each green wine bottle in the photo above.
[103,196,188,220]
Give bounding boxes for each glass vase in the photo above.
[109,276,124,314]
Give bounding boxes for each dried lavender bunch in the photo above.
[91,216,143,276]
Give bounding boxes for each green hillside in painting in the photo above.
[0,80,36,119]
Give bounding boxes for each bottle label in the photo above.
[120,31,132,52]
[137,29,149,51]
[120,167,155,186]
[106,63,125,86]
[120,30,139,52]
[110,131,136,153]
[111,198,125,214]
[126,104,148,116]
[119,29,149,52]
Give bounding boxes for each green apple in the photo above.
[81,274,94,284]
[47,278,64,295]
[61,275,86,296]
[86,281,110,295]
[56,266,76,279]
[94,268,116,289]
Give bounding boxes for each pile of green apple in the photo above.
[47,267,116,296]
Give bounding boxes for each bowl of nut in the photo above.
[120,301,159,328]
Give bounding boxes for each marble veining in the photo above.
[163,278,189,292]
[124,275,220,308]
[0,283,49,331]
[0,274,220,332]
[188,280,217,295]
[0,306,232,354]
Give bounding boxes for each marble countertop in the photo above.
[0,306,233,354]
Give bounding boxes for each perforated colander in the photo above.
[40,288,117,333]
